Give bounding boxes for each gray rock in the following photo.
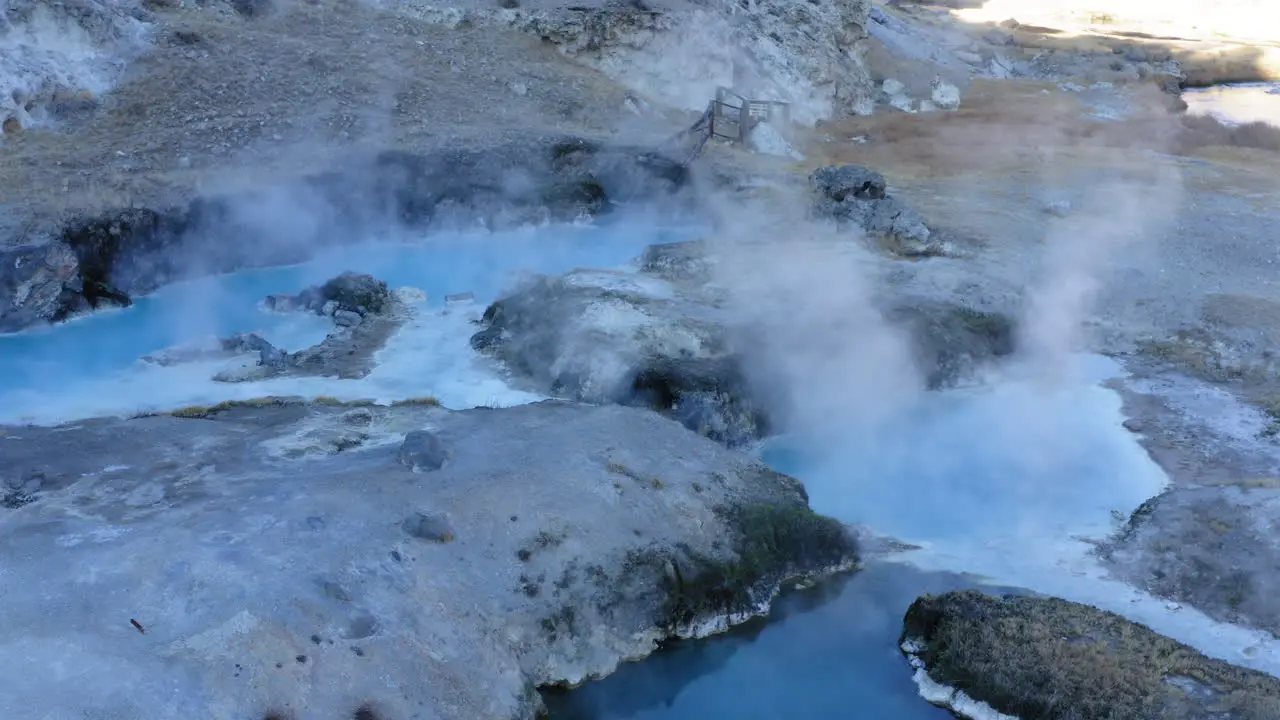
[220,331,289,368]
[268,272,390,318]
[399,429,447,472]
[810,164,951,257]
[0,399,856,719]
[901,590,1280,719]
[810,164,887,201]
[638,240,713,285]
[333,309,363,327]
[402,511,455,542]
[881,299,1016,389]
[0,241,79,332]
[319,271,390,316]
[470,269,767,447]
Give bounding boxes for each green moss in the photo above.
[654,502,857,633]
[156,396,393,419]
[903,591,1280,720]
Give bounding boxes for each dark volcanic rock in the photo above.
[810,163,951,257]
[901,590,1280,720]
[0,136,693,333]
[319,272,390,316]
[399,430,447,472]
[268,272,391,318]
[810,164,887,201]
[209,273,405,382]
[0,242,79,332]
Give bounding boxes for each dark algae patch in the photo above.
[654,502,858,634]
[901,590,1280,719]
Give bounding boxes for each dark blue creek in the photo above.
[545,562,1011,720]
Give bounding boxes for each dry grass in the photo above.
[1176,114,1280,154]
[140,394,440,419]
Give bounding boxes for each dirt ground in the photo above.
[0,0,664,243]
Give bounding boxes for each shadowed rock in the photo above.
[901,590,1280,720]
[266,272,390,318]
[398,430,447,472]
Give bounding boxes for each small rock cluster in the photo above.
[213,271,402,382]
[264,271,391,328]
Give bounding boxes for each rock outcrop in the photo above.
[901,590,1280,720]
[224,273,406,382]
[0,399,856,719]
[810,164,954,257]
[404,0,876,124]
[0,241,79,332]
[472,240,1016,444]
[470,267,766,447]
[0,137,692,333]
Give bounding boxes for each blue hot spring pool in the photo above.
[0,221,693,422]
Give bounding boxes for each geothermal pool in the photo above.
[0,221,691,423]
[5,219,1280,717]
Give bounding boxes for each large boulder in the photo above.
[215,276,407,382]
[810,164,952,257]
[470,269,767,447]
[0,399,856,719]
[901,590,1280,720]
[265,271,391,318]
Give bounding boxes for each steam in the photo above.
[1016,172,1181,383]
[698,184,923,443]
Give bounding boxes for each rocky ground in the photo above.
[4,0,1280,717]
[0,398,855,719]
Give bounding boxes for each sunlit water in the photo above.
[1184,82,1280,127]
[5,220,1280,717]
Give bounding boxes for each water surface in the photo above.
[546,563,1002,720]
